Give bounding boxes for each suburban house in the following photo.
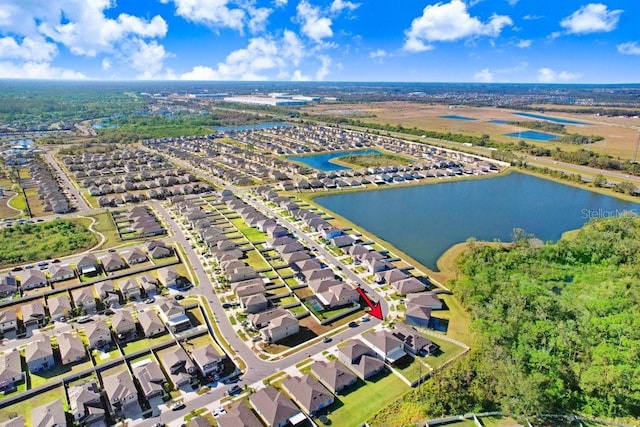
[406,292,443,310]
[48,264,75,283]
[111,310,137,342]
[281,374,335,416]
[362,330,407,364]
[337,339,385,380]
[138,309,165,337]
[103,369,139,414]
[137,274,158,295]
[100,253,127,273]
[331,235,355,248]
[148,244,172,259]
[0,350,23,391]
[302,268,334,283]
[293,259,321,273]
[404,304,432,328]
[226,266,257,283]
[119,279,141,301]
[0,274,17,297]
[261,312,299,343]
[190,344,225,378]
[248,307,288,329]
[68,381,105,425]
[392,277,426,296]
[132,359,166,399]
[310,360,358,395]
[216,401,263,427]
[57,333,87,365]
[84,319,112,350]
[47,294,72,321]
[282,251,310,266]
[375,268,409,285]
[25,339,54,373]
[233,279,266,299]
[157,299,191,333]
[241,293,269,314]
[76,254,100,276]
[316,284,359,308]
[160,346,196,389]
[19,269,47,290]
[158,267,182,288]
[32,399,67,427]
[248,386,305,427]
[392,324,438,356]
[308,278,342,294]
[95,280,120,308]
[72,287,97,314]
[20,301,46,332]
[122,247,147,265]
[0,309,17,334]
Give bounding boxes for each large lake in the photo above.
[315,172,640,270]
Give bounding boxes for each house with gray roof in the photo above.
[0,274,18,297]
[100,253,126,273]
[138,309,165,337]
[132,359,165,399]
[337,339,385,380]
[72,287,97,314]
[68,381,105,425]
[0,309,17,334]
[58,333,86,365]
[0,350,23,390]
[392,324,438,356]
[19,269,47,290]
[190,344,225,378]
[157,299,191,332]
[111,310,137,342]
[32,399,67,427]
[76,254,99,276]
[362,330,407,364]
[46,294,71,321]
[241,293,269,314]
[160,346,196,389]
[84,319,112,350]
[248,386,305,427]
[282,374,334,416]
[25,339,54,373]
[20,301,46,331]
[103,369,138,415]
[216,401,262,427]
[310,360,357,394]
[392,277,426,296]
[119,279,141,301]
[48,264,75,283]
[122,247,147,266]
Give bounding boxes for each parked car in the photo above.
[361,316,370,322]
[212,407,227,418]
[174,294,185,301]
[348,321,359,328]
[226,385,243,396]
[51,259,61,263]
[222,303,232,309]
[145,297,155,304]
[322,336,332,343]
[171,402,186,411]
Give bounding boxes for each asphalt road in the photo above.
[43,150,92,213]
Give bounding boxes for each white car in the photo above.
[212,407,227,418]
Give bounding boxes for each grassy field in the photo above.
[120,334,174,355]
[0,219,98,268]
[230,217,268,243]
[28,359,93,388]
[87,212,120,249]
[7,191,27,214]
[0,385,65,423]
[23,188,46,217]
[317,372,410,427]
[332,152,415,168]
[245,249,270,270]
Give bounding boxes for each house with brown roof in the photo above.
[406,292,443,310]
[58,333,86,365]
[122,248,147,266]
[157,299,191,333]
[375,268,409,284]
[248,386,305,427]
[241,293,269,314]
[261,312,299,343]
[226,266,257,283]
[282,374,334,416]
[138,309,165,337]
[317,284,359,308]
[100,253,126,273]
[20,301,46,331]
[157,267,181,288]
[149,245,172,259]
[337,339,385,380]
[392,324,438,356]
[216,401,262,427]
[160,346,196,389]
[84,319,112,350]
[132,359,166,399]
[32,399,67,427]
[72,287,97,314]
[310,360,357,395]
[190,344,225,378]
[392,277,426,296]
[95,280,120,308]
[119,279,141,301]
[76,254,99,276]
[47,294,72,321]
[362,330,407,364]
[0,350,23,390]
[103,369,138,415]
[25,339,54,373]
[0,274,17,297]
[137,274,158,295]
[68,381,104,425]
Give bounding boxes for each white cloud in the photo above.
[369,49,387,58]
[515,39,531,48]
[537,67,581,83]
[101,58,111,70]
[315,55,331,80]
[165,0,246,32]
[291,69,311,81]
[474,68,493,82]
[274,0,288,6]
[617,41,640,55]
[296,0,333,43]
[507,0,519,5]
[128,39,171,79]
[247,7,272,33]
[523,14,542,20]
[0,60,87,79]
[560,3,622,35]
[0,36,57,62]
[404,0,512,52]
[330,0,360,14]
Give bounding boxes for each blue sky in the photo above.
[0,0,638,82]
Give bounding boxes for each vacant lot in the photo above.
[0,219,97,267]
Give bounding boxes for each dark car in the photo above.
[51,259,61,263]
[226,385,243,396]
[11,267,22,272]
[222,303,232,309]
[348,321,359,328]
[322,336,332,343]
[174,294,185,301]
[171,403,186,411]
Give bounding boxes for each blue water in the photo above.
[504,131,560,141]
[315,172,640,270]
[515,112,587,125]
[216,122,294,132]
[92,124,119,129]
[440,115,477,121]
[288,149,385,171]
[488,120,511,125]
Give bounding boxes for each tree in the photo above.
[592,174,606,188]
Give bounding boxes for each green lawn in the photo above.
[230,218,268,243]
[0,385,65,422]
[28,359,93,388]
[393,356,430,383]
[90,212,120,249]
[121,334,173,355]
[91,347,122,365]
[7,192,27,213]
[415,333,468,369]
[321,372,410,427]
[245,249,270,270]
